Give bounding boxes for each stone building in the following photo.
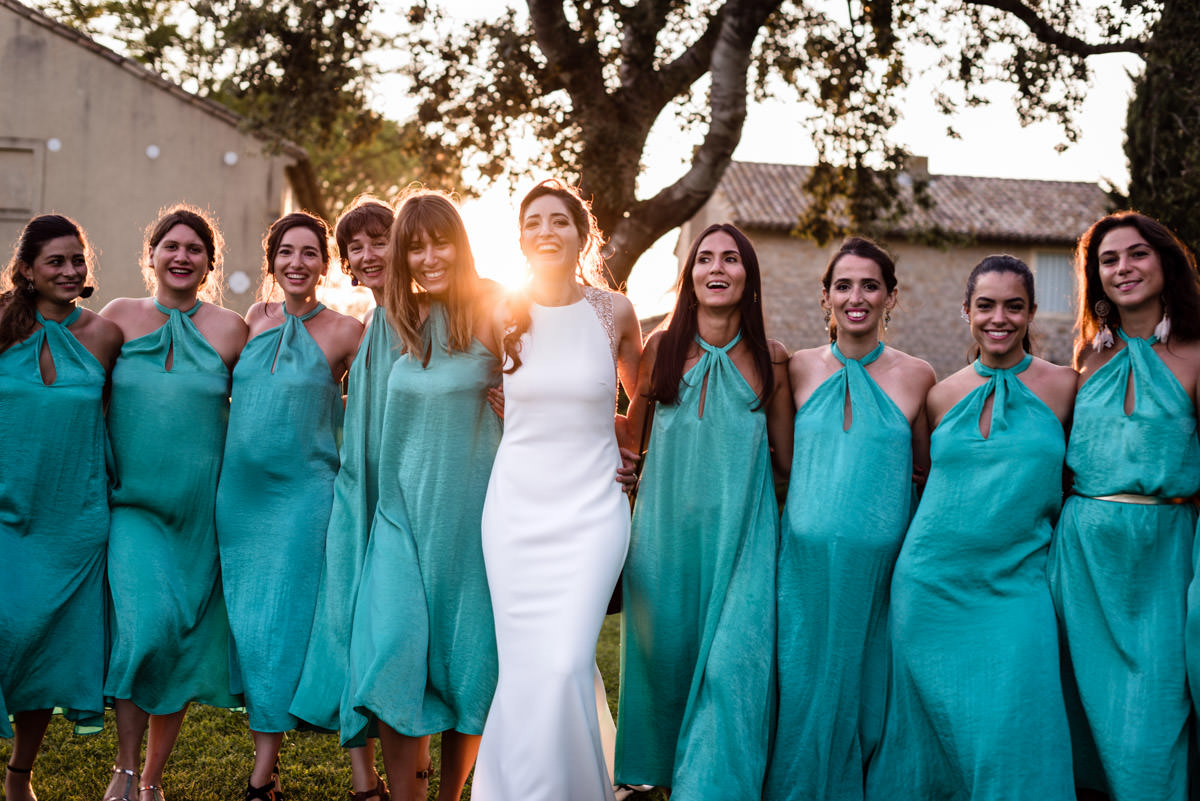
[0,0,323,312]
[678,160,1111,377]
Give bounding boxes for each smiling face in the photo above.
[19,234,88,306]
[346,228,389,292]
[520,195,583,280]
[151,223,209,296]
[691,230,746,309]
[966,269,1035,367]
[272,226,326,298]
[823,253,895,340]
[1097,225,1165,315]
[407,227,457,296]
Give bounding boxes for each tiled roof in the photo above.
[719,160,1110,245]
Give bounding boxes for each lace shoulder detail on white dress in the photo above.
[583,286,617,365]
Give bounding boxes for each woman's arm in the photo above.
[765,340,795,477]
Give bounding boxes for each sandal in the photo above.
[243,779,278,801]
[416,761,433,782]
[347,776,389,801]
[5,764,35,801]
[103,767,139,801]
[139,786,165,801]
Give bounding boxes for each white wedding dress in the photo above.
[474,287,629,801]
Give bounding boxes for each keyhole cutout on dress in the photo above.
[977,389,996,439]
[37,336,57,386]
[697,369,710,419]
[164,342,175,372]
[842,382,853,432]
[1123,367,1136,416]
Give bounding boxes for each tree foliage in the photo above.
[398,0,1171,286]
[34,0,461,219]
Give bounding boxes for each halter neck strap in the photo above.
[695,330,742,355]
[154,299,202,317]
[1117,328,1159,346]
[973,352,1032,378]
[284,302,325,322]
[832,340,884,366]
[35,306,82,327]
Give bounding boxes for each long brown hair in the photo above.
[1,214,91,352]
[142,203,224,303]
[503,178,610,372]
[383,189,481,364]
[1074,211,1200,366]
[648,223,774,409]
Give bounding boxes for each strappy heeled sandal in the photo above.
[243,779,278,801]
[103,767,139,801]
[347,776,389,801]
[139,785,165,801]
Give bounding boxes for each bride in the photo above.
[472,179,641,801]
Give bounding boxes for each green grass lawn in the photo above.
[9,616,667,801]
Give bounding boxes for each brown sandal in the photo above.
[347,776,389,801]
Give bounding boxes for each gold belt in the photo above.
[1083,493,1187,506]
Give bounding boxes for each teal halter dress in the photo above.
[290,308,398,736]
[616,332,778,800]
[0,307,108,736]
[216,303,343,732]
[866,355,1073,800]
[345,303,501,743]
[765,342,913,801]
[105,300,239,713]
[1049,331,1199,801]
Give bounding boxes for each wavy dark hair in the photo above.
[384,188,481,364]
[820,236,897,342]
[963,254,1036,362]
[142,203,224,302]
[1,214,91,352]
[1074,211,1200,366]
[334,194,394,276]
[503,178,611,373]
[648,223,773,409]
[258,211,332,307]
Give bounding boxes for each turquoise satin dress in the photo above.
[0,308,108,736]
[1049,331,1199,801]
[866,355,1073,800]
[616,332,778,800]
[290,309,398,737]
[345,303,501,743]
[105,300,239,713]
[765,342,912,801]
[216,303,343,733]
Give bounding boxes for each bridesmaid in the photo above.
[0,215,121,801]
[100,205,247,801]
[345,189,503,801]
[215,211,363,801]
[763,237,934,801]
[615,223,793,799]
[289,196,399,801]
[866,255,1076,800]
[1049,211,1200,801]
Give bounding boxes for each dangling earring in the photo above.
[1092,298,1115,352]
[823,308,831,325]
[1154,313,1171,343]
[753,290,759,304]
[960,309,969,322]
[883,309,891,331]
[79,286,95,299]
[351,276,359,287]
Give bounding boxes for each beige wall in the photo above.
[680,213,1078,378]
[0,3,298,314]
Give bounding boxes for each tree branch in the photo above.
[965,0,1146,55]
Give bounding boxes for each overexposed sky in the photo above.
[369,2,1139,313]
